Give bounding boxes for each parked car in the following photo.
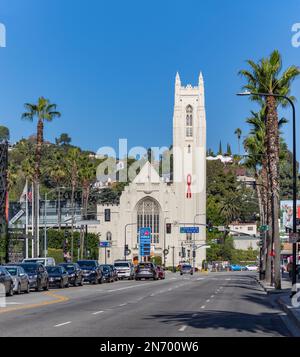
[3,266,30,294]
[114,260,135,280]
[135,262,158,280]
[77,260,103,284]
[107,264,118,281]
[59,263,83,287]
[156,265,166,280]
[18,263,49,291]
[22,257,56,267]
[100,264,114,283]
[245,265,258,272]
[0,266,14,296]
[180,264,193,275]
[46,266,69,288]
[230,264,243,271]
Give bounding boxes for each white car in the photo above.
[22,257,56,267]
[245,265,258,271]
[114,260,135,280]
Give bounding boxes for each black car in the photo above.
[18,263,49,291]
[100,264,114,283]
[108,264,118,281]
[59,263,83,287]
[0,266,14,296]
[46,266,69,288]
[77,260,103,284]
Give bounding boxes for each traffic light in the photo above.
[207,221,213,232]
[166,223,172,234]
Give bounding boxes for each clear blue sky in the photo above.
[0,0,300,156]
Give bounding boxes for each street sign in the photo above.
[9,209,25,225]
[180,227,199,234]
[163,249,169,256]
[139,227,151,257]
[99,241,112,248]
[259,225,269,232]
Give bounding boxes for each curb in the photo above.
[277,296,300,331]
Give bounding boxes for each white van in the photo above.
[22,257,56,267]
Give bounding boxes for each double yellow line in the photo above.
[0,291,69,314]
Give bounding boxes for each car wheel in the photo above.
[25,283,30,294]
[7,284,14,297]
[16,283,21,295]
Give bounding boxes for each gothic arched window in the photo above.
[106,231,112,241]
[186,105,193,137]
[137,198,160,244]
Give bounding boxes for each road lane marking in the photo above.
[168,288,173,291]
[179,325,187,332]
[107,282,156,292]
[211,295,215,298]
[206,299,210,303]
[54,321,72,327]
[197,278,205,280]
[119,303,127,307]
[0,291,69,314]
[201,305,206,309]
[92,311,104,315]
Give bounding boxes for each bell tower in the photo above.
[172,72,206,253]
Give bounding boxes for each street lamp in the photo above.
[237,91,297,295]
[124,223,136,261]
[163,216,170,268]
[193,213,206,273]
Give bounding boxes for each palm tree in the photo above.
[239,50,300,289]
[219,195,240,242]
[234,128,242,155]
[66,148,80,259]
[78,154,97,259]
[22,97,61,256]
[46,151,67,230]
[244,108,288,283]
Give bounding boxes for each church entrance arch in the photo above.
[136,197,160,244]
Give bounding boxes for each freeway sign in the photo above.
[139,227,151,257]
[180,227,199,234]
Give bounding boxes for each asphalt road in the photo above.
[0,272,292,337]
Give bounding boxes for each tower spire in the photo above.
[175,72,181,85]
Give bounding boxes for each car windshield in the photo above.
[20,264,38,273]
[114,263,130,268]
[62,265,75,272]
[4,267,17,276]
[77,261,96,268]
[138,263,153,269]
[182,265,191,269]
[101,266,110,271]
[24,259,45,265]
[46,267,61,274]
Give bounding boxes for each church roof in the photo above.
[133,161,161,184]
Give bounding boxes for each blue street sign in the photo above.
[139,227,151,257]
[99,241,111,248]
[180,227,199,234]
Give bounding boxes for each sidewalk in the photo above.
[256,273,300,331]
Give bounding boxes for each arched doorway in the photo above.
[136,198,160,244]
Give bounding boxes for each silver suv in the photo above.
[114,260,135,280]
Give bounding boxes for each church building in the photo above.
[93,72,207,269]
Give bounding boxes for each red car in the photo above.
[156,266,165,280]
